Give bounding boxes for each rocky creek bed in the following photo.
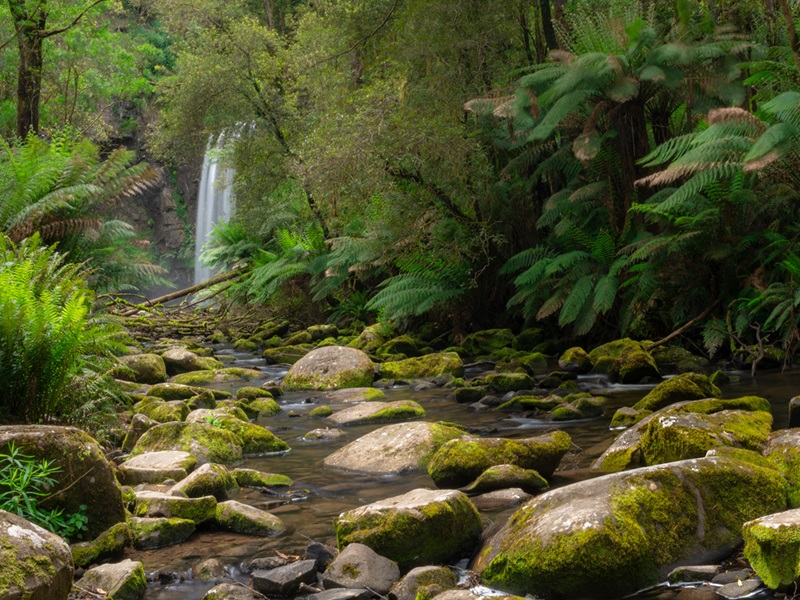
[6,328,800,600]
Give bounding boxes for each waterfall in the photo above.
[194,133,235,285]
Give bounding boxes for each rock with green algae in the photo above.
[349,322,398,353]
[235,387,273,400]
[0,425,126,539]
[282,346,375,391]
[558,347,592,374]
[186,407,248,425]
[323,422,465,475]
[461,464,549,495]
[201,583,265,599]
[595,397,772,473]
[133,397,190,423]
[453,386,487,404]
[378,335,419,357]
[284,330,313,345]
[128,516,195,550]
[133,491,217,524]
[233,468,293,488]
[460,329,516,357]
[743,508,800,589]
[498,394,562,412]
[170,367,262,386]
[131,422,244,465]
[550,396,606,421]
[116,353,168,384]
[121,413,158,453]
[379,352,463,380]
[309,405,333,417]
[71,522,132,568]
[214,399,254,419]
[161,346,223,375]
[327,400,426,426]
[76,559,146,600]
[427,431,571,489]
[307,323,339,340]
[247,398,281,417]
[335,488,482,569]
[169,463,239,500]
[316,387,386,403]
[390,566,458,600]
[0,510,73,600]
[765,429,800,508]
[473,455,788,599]
[118,450,197,485]
[497,353,549,376]
[203,415,290,456]
[483,372,535,393]
[587,338,661,383]
[263,345,312,365]
[148,382,230,400]
[214,500,285,536]
[186,391,218,410]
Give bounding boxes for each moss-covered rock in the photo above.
[461,464,549,495]
[453,387,487,404]
[232,468,293,488]
[328,400,426,426]
[498,394,560,412]
[77,559,146,600]
[390,566,457,600]
[133,491,217,524]
[116,353,168,384]
[118,450,197,485]
[186,391,218,411]
[214,501,285,536]
[513,328,543,352]
[0,426,125,539]
[743,509,800,589]
[133,397,190,423]
[71,522,132,568]
[335,488,482,569]
[484,372,535,393]
[588,339,660,383]
[121,413,158,453]
[765,429,800,508]
[550,396,606,421]
[131,422,244,465]
[307,324,339,340]
[248,398,281,417]
[610,406,651,429]
[204,416,290,456]
[632,373,722,413]
[128,516,195,550]
[461,329,516,357]
[323,422,465,474]
[235,387,272,401]
[148,382,205,400]
[427,431,571,488]
[263,345,312,365]
[282,346,375,390]
[378,335,418,357]
[558,347,592,374]
[170,463,239,500]
[317,387,385,403]
[379,352,463,380]
[284,330,314,345]
[474,456,788,599]
[162,347,222,375]
[349,322,398,353]
[309,405,333,417]
[170,367,262,386]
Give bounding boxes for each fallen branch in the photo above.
[646,300,719,351]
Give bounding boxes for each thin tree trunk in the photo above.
[8,0,45,137]
[519,2,534,64]
[778,0,800,75]
[539,0,558,53]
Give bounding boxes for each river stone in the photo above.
[0,510,73,600]
[117,353,168,384]
[613,372,721,426]
[461,464,549,495]
[432,592,483,600]
[379,352,463,380]
[335,488,482,569]
[389,565,457,600]
[233,468,293,488]
[427,430,571,489]
[252,559,318,596]
[0,426,126,538]
[121,413,159,452]
[133,397,190,423]
[298,590,372,600]
[148,382,211,400]
[304,428,347,442]
[461,329,516,357]
[119,450,197,485]
[323,543,400,594]
[162,347,222,375]
[128,516,195,550]
[133,491,217,524]
[595,397,772,473]
[248,398,282,417]
[214,500,285,536]
[70,522,131,568]
[323,422,465,474]
[202,583,266,599]
[328,400,426,426]
[77,559,146,600]
[470,488,531,511]
[558,347,592,374]
[483,372,535,393]
[588,338,661,383]
[764,429,800,507]
[131,422,244,465]
[743,508,800,588]
[473,455,788,599]
[283,346,375,390]
[170,463,239,500]
[192,557,226,580]
[185,408,241,424]
[199,415,290,455]
[169,367,262,386]
[315,388,386,403]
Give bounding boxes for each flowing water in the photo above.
[131,349,800,599]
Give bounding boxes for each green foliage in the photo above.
[0,442,89,539]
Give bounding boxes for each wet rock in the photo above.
[461,329,516,357]
[252,559,318,596]
[310,406,333,417]
[461,464,548,495]
[470,488,531,511]
[202,583,266,599]
[128,516,195,550]
[76,559,146,600]
[170,463,239,500]
[215,500,285,536]
[668,565,722,583]
[248,398,282,417]
[379,352,463,380]
[473,455,787,599]
[483,372,535,393]
[453,387,486,404]
[716,578,763,599]
[71,522,132,568]
[314,388,386,404]
[765,429,800,507]
[328,400,426,426]
[162,347,222,375]
[116,353,168,384]
[304,428,347,442]
[323,422,464,474]
[323,543,400,594]
[588,339,661,384]
[133,491,217,524]
[427,430,571,488]
[170,367,262,386]
[200,415,290,456]
[298,590,372,600]
[233,468,293,489]
[306,541,336,572]
[335,488,481,569]
[0,426,126,538]
[118,450,197,485]
[243,556,291,572]
[429,591,483,600]
[283,346,375,391]
[121,413,159,452]
[743,508,800,588]
[389,565,457,600]
[192,558,226,581]
[133,397,190,423]
[349,322,397,353]
[0,510,73,600]
[558,347,592,374]
[149,382,216,400]
[131,422,244,465]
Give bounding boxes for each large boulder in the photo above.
[70,522,131,568]
[199,415,290,456]
[118,450,197,485]
[161,347,222,375]
[427,431,571,488]
[76,559,146,600]
[323,422,465,475]
[116,353,167,384]
[473,455,788,599]
[130,422,243,465]
[0,426,125,538]
[282,346,375,391]
[588,339,660,384]
[335,488,481,569]
[323,543,400,595]
[0,510,73,600]
[379,352,463,380]
[170,367,262,386]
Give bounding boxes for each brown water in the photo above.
[132,349,800,599]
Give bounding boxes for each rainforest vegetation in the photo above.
[3,0,800,425]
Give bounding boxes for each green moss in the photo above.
[681,396,771,414]
[233,468,293,488]
[206,416,290,455]
[484,372,535,393]
[463,464,549,494]
[379,352,463,380]
[214,502,285,536]
[70,522,131,568]
[360,401,426,424]
[309,405,333,417]
[461,329,516,357]
[633,373,721,412]
[128,517,196,550]
[744,518,800,589]
[610,407,651,428]
[236,387,272,400]
[117,562,147,599]
[134,494,217,525]
[248,398,281,417]
[341,563,360,578]
[171,367,262,385]
[130,422,244,464]
[498,395,559,412]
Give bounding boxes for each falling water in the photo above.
[194,132,235,285]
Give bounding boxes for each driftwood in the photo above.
[645,300,719,351]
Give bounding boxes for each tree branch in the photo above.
[41,0,107,39]
[646,300,719,351]
[386,164,473,222]
[315,0,399,65]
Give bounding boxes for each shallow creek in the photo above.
[130,347,799,599]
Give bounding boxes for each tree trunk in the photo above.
[8,0,46,137]
[539,0,558,53]
[778,0,800,76]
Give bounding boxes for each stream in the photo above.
[128,346,799,599]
